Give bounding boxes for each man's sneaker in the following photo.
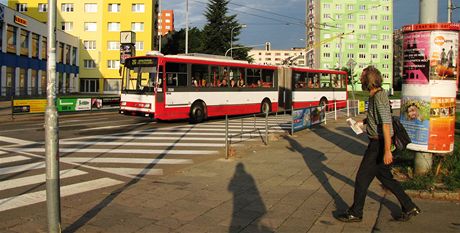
[337,210,363,222]
[397,206,421,222]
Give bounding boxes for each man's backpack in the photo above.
[392,116,411,151]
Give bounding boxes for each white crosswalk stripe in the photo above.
[0,169,87,191]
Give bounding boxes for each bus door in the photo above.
[156,65,164,103]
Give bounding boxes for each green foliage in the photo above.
[161,27,203,55]
[401,174,435,190]
[201,0,249,60]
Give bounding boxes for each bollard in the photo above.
[225,115,229,159]
[265,112,268,145]
[334,101,337,120]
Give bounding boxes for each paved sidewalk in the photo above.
[1,117,459,232]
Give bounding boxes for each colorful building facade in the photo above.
[159,10,174,36]
[0,4,79,98]
[9,0,158,94]
[306,0,393,90]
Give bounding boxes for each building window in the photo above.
[382,64,389,69]
[16,3,27,12]
[131,22,144,32]
[84,22,97,31]
[347,24,354,30]
[371,44,378,49]
[324,34,331,39]
[371,15,378,21]
[371,25,378,31]
[107,60,120,69]
[135,41,144,50]
[348,4,354,10]
[61,3,74,12]
[104,79,121,93]
[359,44,366,49]
[359,5,366,10]
[84,40,96,50]
[38,3,48,12]
[348,44,354,49]
[65,45,71,64]
[323,53,331,58]
[371,34,378,40]
[85,3,98,12]
[7,26,17,54]
[347,53,354,58]
[108,22,120,32]
[80,79,99,93]
[42,37,47,59]
[382,44,390,50]
[359,54,366,59]
[132,4,145,12]
[20,30,29,56]
[61,22,73,31]
[32,33,39,58]
[108,3,120,12]
[58,43,64,63]
[336,4,342,10]
[383,25,390,31]
[323,43,330,48]
[348,14,353,20]
[359,15,366,20]
[359,34,366,40]
[371,54,378,59]
[383,15,390,21]
[323,3,330,9]
[359,24,366,30]
[84,60,96,69]
[72,47,77,65]
[107,41,119,50]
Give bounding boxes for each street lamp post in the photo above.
[230,24,246,58]
[225,43,265,57]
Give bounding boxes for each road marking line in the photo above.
[78,122,151,132]
[0,155,31,164]
[0,169,87,191]
[0,136,35,145]
[0,178,123,212]
[61,157,194,164]
[97,168,163,176]
[0,151,5,155]
[59,141,227,147]
[0,162,45,176]
[9,148,218,155]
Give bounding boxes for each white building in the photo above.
[248,43,307,66]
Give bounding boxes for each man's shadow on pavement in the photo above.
[283,135,401,219]
[228,163,273,233]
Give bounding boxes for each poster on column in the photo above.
[403,31,431,84]
[428,97,455,152]
[429,31,458,81]
[400,85,431,150]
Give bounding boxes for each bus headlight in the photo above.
[121,101,127,106]
[144,103,151,109]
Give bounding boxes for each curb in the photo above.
[406,189,460,201]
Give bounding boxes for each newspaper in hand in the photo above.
[346,118,363,135]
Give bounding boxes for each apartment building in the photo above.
[9,0,158,94]
[249,42,307,66]
[306,0,393,90]
[158,10,174,36]
[0,4,79,98]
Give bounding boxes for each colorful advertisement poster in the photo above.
[57,98,77,112]
[403,31,431,84]
[400,95,431,146]
[292,108,311,132]
[429,31,458,81]
[12,99,47,113]
[91,98,103,110]
[428,97,455,152]
[310,106,325,125]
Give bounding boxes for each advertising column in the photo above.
[402,23,459,153]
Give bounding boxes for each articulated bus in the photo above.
[119,53,347,123]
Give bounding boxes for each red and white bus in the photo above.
[277,67,348,111]
[119,53,279,123]
[119,53,348,123]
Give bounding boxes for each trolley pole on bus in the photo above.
[45,0,61,232]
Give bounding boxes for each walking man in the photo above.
[337,66,420,222]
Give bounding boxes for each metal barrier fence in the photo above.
[223,99,362,159]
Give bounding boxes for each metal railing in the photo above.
[222,99,362,159]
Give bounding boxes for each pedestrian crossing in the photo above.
[0,115,292,212]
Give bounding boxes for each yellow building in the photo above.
[9,0,158,94]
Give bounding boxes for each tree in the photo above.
[161,27,203,55]
[201,0,249,60]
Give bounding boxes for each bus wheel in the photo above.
[190,103,205,124]
[261,99,271,115]
[319,98,328,111]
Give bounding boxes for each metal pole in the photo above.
[414,0,437,175]
[419,0,438,24]
[338,35,343,68]
[347,99,350,117]
[291,114,294,135]
[265,112,268,145]
[241,118,243,140]
[225,115,228,159]
[334,101,337,120]
[45,0,61,232]
[230,27,234,58]
[158,0,162,52]
[185,0,189,54]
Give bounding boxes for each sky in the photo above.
[1,0,459,50]
[162,0,460,49]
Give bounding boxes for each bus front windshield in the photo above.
[122,58,160,94]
